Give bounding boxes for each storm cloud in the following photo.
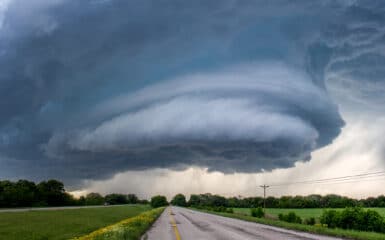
[0,0,383,184]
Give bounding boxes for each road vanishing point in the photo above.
[143,207,344,240]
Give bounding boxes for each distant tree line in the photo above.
[3,179,385,209]
[0,179,147,208]
[79,192,148,206]
[170,193,385,208]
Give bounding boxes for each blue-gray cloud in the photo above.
[1,0,382,184]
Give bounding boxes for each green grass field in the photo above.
[234,207,385,220]
[0,204,151,240]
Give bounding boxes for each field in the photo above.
[199,209,385,240]
[234,207,385,220]
[0,204,151,240]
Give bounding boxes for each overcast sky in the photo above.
[1,0,385,199]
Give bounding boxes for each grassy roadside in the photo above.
[0,204,151,240]
[72,207,165,240]
[192,208,385,240]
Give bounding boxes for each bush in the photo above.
[364,209,385,232]
[251,207,264,218]
[197,205,233,213]
[321,207,385,233]
[211,206,233,213]
[339,207,363,230]
[304,217,316,225]
[278,212,302,224]
[226,208,234,214]
[214,206,226,212]
[150,195,168,208]
[320,209,341,228]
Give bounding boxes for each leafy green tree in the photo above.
[37,179,68,206]
[171,194,187,206]
[0,180,18,207]
[85,192,105,205]
[138,199,149,204]
[105,193,128,205]
[127,194,139,204]
[150,195,168,208]
[78,196,86,205]
[188,194,201,207]
[14,180,38,207]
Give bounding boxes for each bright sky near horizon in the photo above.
[0,0,385,199]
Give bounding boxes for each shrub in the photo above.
[213,206,226,212]
[321,207,385,233]
[251,207,264,218]
[304,217,316,225]
[197,205,233,213]
[210,206,233,213]
[226,208,234,214]
[320,209,341,228]
[278,212,302,224]
[364,209,385,232]
[339,207,363,230]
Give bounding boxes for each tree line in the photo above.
[2,179,385,209]
[0,179,147,208]
[172,193,385,208]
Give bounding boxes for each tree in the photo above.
[188,194,201,207]
[0,180,18,207]
[14,180,38,207]
[105,193,128,205]
[85,192,105,205]
[78,196,86,205]
[171,194,187,207]
[127,194,139,204]
[138,199,149,204]
[151,195,168,208]
[37,179,68,206]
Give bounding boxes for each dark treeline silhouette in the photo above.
[0,179,147,208]
[183,193,385,208]
[2,179,385,209]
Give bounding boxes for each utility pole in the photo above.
[259,185,269,213]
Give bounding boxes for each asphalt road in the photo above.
[143,207,344,240]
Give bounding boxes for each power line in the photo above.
[305,176,385,186]
[287,173,385,185]
[268,171,385,187]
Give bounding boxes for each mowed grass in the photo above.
[234,207,385,220]
[0,204,151,240]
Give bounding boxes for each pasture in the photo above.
[0,204,151,240]
[234,207,385,220]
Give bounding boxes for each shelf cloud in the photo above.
[44,63,342,175]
